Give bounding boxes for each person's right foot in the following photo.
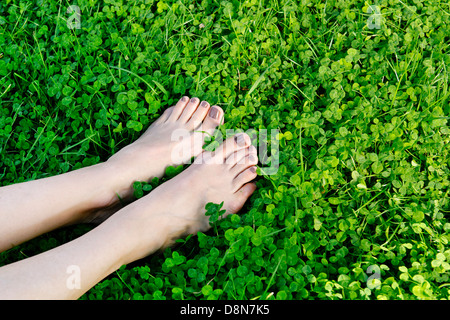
[82,97,224,225]
[111,133,258,261]
[103,96,224,200]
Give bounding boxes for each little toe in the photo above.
[167,96,190,121]
[227,182,257,215]
[236,182,257,199]
[156,106,174,123]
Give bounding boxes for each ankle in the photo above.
[96,160,136,205]
[105,201,175,263]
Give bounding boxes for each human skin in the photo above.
[0,96,223,251]
[0,97,258,299]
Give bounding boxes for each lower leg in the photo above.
[0,133,258,299]
[0,97,223,252]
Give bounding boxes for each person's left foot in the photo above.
[107,132,258,261]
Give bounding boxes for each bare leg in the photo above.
[0,97,223,252]
[0,133,258,299]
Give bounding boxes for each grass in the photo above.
[0,0,450,300]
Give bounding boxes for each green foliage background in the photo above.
[1,0,450,299]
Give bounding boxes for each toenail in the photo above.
[209,106,220,119]
[181,96,188,102]
[200,101,209,108]
[235,134,247,147]
[249,154,257,163]
[190,97,198,103]
[250,166,257,173]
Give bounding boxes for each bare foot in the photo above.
[105,96,224,200]
[111,133,258,262]
[82,97,224,224]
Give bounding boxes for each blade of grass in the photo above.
[261,255,283,300]
[109,65,157,94]
[246,60,276,97]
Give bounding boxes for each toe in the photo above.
[236,182,257,198]
[227,182,257,214]
[186,100,210,129]
[193,149,214,165]
[190,105,223,156]
[178,97,201,123]
[213,133,251,162]
[225,147,249,167]
[233,166,257,192]
[156,106,174,123]
[184,104,224,160]
[167,96,190,121]
[225,145,256,168]
[199,105,223,135]
[230,151,258,174]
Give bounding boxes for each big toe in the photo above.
[199,105,223,135]
[213,133,251,162]
[190,105,224,156]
